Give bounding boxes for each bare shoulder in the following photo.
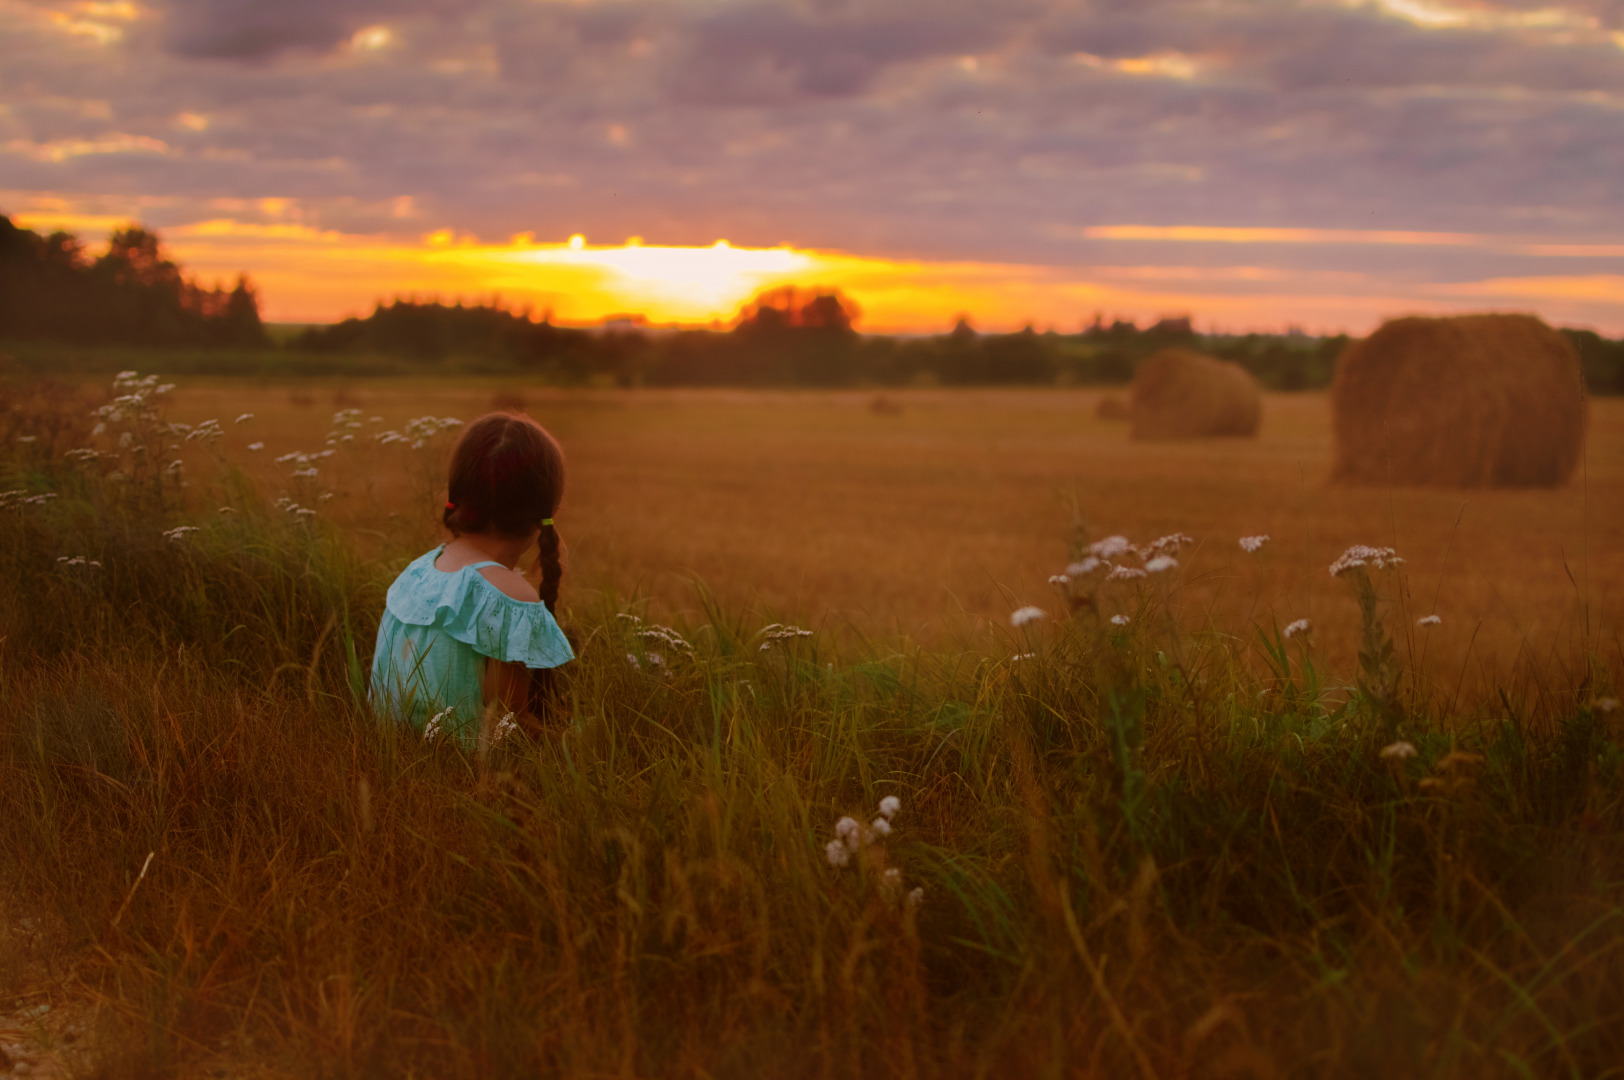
[477,565,541,603]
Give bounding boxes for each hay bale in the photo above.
[1095,395,1129,421]
[1331,314,1585,488]
[1129,348,1261,439]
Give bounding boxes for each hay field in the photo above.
[168,381,1623,697]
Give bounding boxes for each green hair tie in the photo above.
[541,518,554,527]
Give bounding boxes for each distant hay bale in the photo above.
[1095,395,1129,421]
[1331,314,1585,488]
[1129,348,1261,439]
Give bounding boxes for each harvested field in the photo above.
[148,381,1624,699]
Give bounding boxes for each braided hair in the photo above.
[443,412,566,613]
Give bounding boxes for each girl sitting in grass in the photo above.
[370,412,574,747]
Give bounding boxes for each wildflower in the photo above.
[883,867,902,888]
[1011,652,1035,661]
[1143,554,1179,574]
[317,492,334,502]
[1010,605,1046,627]
[1048,574,1070,585]
[1379,741,1417,761]
[1066,557,1103,576]
[64,448,99,463]
[234,413,254,423]
[156,384,175,395]
[1146,532,1194,556]
[1239,535,1269,553]
[56,556,99,568]
[835,817,861,848]
[368,416,383,424]
[275,451,308,464]
[118,431,133,449]
[291,467,318,479]
[424,707,454,744]
[247,442,264,451]
[825,839,850,868]
[1110,614,1130,626]
[295,508,316,517]
[15,435,36,444]
[1105,565,1147,582]
[626,652,641,670]
[494,712,518,743]
[759,623,814,650]
[1088,535,1134,559]
[1595,698,1619,715]
[906,887,924,909]
[91,422,106,436]
[1283,618,1311,639]
[1330,545,1404,577]
[1417,614,1442,628]
[217,506,236,514]
[878,795,901,820]
[872,817,893,837]
[162,526,200,541]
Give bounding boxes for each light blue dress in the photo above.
[370,548,574,746]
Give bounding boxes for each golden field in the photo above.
[161,381,1623,702]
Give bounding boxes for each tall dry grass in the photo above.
[1,373,1621,1078]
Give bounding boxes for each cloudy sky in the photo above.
[3,0,1622,331]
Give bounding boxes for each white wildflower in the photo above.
[234,413,254,423]
[759,623,814,650]
[1595,698,1619,715]
[1239,535,1269,554]
[368,415,383,424]
[291,467,318,479]
[1331,545,1404,577]
[1011,652,1035,661]
[1105,565,1147,582]
[1110,614,1130,626]
[162,525,200,541]
[317,492,333,501]
[1143,555,1179,574]
[883,867,902,888]
[64,448,100,463]
[1379,741,1417,761]
[1010,605,1046,628]
[1146,532,1194,556]
[1048,574,1070,586]
[906,887,924,909]
[16,435,36,444]
[294,508,316,517]
[494,712,518,743]
[1088,535,1133,559]
[626,652,641,670]
[247,442,264,451]
[825,839,850,868]
[878,795,901,820]
[835,816,861,844]
[118,431,133,449]
[1066,557,1103,577]
[1417,615,1442,628]
[872,817,893,837]
[1283,618,1311,640]
[91,422,107,436]
[424,707,454,744]
[155,383,175,395]
[218,506,236,514]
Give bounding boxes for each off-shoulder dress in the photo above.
[370,547,574,746]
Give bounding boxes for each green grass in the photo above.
[1,378,1621,1078]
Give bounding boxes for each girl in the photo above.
[371,412,574,747]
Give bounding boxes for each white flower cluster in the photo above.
[235,412,254,424]
[1,489,57,509]
[1238,535,1270,554]
[64,448,100,464]
[1380,740,1417,761]
[617,613,695,656]
[183,419,223,444]
[273,497,318,517]
[1053,531,1192,595]
[1009,605,1047,628]
[759,623,814,650]
[1416,614,1442,628]
[1283,618,1311,639]
[1330,545,1404,577]
[57,555,102,568]
[1110,614,1130,627]
[824,798,923,906]
[377,415,463,449]
[423,707,455,744]
[493,711,518,744]
[162,525,200,542]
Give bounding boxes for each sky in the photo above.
[3,0,1623,333]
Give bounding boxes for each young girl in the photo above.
[371,412,574,746]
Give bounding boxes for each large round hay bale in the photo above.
[1129,348,1261,439]
[1331,314,1585,488]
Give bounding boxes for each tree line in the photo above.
[0,216,267,348]
[4,216,1622,393]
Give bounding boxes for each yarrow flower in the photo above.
[1239,535,1269,554]
[1010,605,1046,628]
[1379,740,1417,761]
[1145,533,1194,557]
[162,525,200,542]
[1283,618,1311,639]
[878,796,901,820]
[1143,555,1179,574]
[423,707,454,744]
[825,839,851,868]
[493,712,518,744]
[1088,535,1134,559]
[1048,574,1070,585]
[871,817,893,837]
[759,623,814,650]
[247,442,264,451]
[1065,557,1104,577]
[234,413,254,423]
[1330,545,1404,577]
[1417,615,1442,628]
[1110,614,1130,626]
[1105,565,1147,582]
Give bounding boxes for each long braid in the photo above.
[536,522,564,614]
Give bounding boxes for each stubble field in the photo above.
[168,380,1623,699]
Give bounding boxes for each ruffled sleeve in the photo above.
[385,551,575,669]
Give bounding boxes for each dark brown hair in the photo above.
[443,412,566,611]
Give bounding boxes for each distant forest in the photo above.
[4,216,1622,394]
